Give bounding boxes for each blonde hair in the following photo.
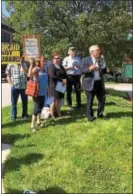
[35,57,40,62]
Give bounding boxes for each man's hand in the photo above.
[74,64,80,69]
[88,64,97,71]
[6,75,13,87]
[95,66,99,70]
[65,66,74,70]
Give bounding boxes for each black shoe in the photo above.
[75,104,82,108]
[88,116,96,121]
[21,115,29,120]
[97,114,105,118]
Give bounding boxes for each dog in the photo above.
[41,107,51,119]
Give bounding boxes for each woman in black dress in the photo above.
[48,53,67,117]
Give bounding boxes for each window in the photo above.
[2,30,11,42]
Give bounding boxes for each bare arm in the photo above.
[20,58,28,74]
[6,74,13,87]
[28,60,38,77]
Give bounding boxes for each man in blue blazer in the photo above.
[81,45,106,121]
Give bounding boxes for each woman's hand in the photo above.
[62,79,67,85]
[29,58,34,67]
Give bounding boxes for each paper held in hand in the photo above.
[55,81,66,93]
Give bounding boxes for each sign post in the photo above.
[2,43,20,65]
[22,35,41,61]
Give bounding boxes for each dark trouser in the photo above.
[67,75,81,106]
[33,96,45,116]
[11,88,28,119]
[86,80,106,120]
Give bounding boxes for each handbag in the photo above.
[25,78,39,97]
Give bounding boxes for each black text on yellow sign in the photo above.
[2,43,20,65]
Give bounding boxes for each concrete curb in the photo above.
[127,91,132,101]
[2,144,12,194]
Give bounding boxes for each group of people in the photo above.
[6,45,107,132]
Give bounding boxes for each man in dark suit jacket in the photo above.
[81,45,106,121]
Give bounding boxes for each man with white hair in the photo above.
[63,47,82,108]
[81,45,106,121]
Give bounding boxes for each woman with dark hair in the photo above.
[48,53,67,117]
[28,56,48,132]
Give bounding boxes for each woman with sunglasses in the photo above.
[28,56,48,132]
[48,52,67,117]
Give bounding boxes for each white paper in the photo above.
[55,81,66,93]
[25,38,39,57]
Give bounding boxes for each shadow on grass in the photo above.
[106,111,132,118]
[39,187,66,193]
[106,101,117,106]
[2,116,31,129]
[106,88,128,99]
[4,153,44,176]
[15,144,36,148]
[5,186,66,194]
[2,133,30,144]
[45,105,87,127]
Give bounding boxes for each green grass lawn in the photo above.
[2,89,132,193]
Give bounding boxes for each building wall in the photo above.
[1,24,14,80]
[2,29,13,42]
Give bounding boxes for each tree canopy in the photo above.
[5,0,132,66]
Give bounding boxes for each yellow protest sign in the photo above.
[2,43,20,65]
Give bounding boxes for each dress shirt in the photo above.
[92,57,106,81]
[62,56,81,75]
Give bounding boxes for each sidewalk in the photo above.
[105,83,132,100]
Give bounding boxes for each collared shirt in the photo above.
[62,56,81,75]
[92,57,106,81]
[5,63,28,89]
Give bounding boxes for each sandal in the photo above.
[36,122,44,128]
[30,127,37,132]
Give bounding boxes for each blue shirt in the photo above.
[38,69,48,96]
